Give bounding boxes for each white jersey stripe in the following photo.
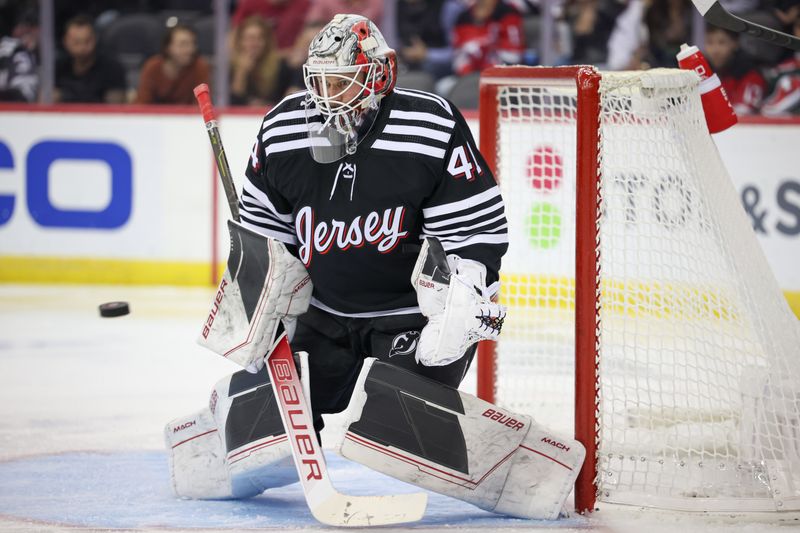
[239,208,293,230]
[422,201,503,229]
[383,124,451,144]
[422,186,502,218]
[388,110,455,128]
[242,178,294,223]
[261,106,318,130]
[434,224,508,244]
[436,232,509,251]
[394,88,452,115]
[422,212,507,236]
[239,218,298,245]
[372,139,446,159]
[241,203,292,229]
[311,297,421,318]
[262,123,318,142]
[264,136,332,157]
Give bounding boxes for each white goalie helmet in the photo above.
[303,14,397,140]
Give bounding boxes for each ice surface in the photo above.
[0,284,797,532]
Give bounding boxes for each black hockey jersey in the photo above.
[240,88,508,317]
[0,37,38,102]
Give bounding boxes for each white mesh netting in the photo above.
[488,68,800,511]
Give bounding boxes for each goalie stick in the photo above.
[690,0,800,51]
[192,84,427,527]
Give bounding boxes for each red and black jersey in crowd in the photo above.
[452,1,524,75]
[239,89,508,317]
[717,51,767,115]
[762,55,800,116]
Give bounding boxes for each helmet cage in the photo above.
[303,62,378,134]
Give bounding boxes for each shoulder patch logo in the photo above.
[389,330,420,357]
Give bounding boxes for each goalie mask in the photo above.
[302,14,397,163]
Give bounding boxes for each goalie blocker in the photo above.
[198,219,312,371]
[333,358,585,520]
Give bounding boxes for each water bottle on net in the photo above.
[676,43,738,134]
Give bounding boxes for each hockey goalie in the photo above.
[165,13,584,523]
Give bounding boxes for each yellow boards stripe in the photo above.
[499,272,800,321]
[0,256,221,286]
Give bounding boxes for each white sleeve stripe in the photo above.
[240,204,291,229]
[239,218,298,245]
[422,202,503,229]
[262,123,318,142]
[383,124,451,144]
[422,212,506,236]
[239,208,294,230]
[388,110,455,128]
[422,186,502,218]
[261,106,318,130]
[433,225,508,244]
[371,139,446,159]
[437,233,509,250]
[242,178,294,223]
[264,136,332,156]
[394,88,452,115]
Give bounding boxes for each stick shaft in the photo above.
[193,84,240,222]
[693,0,800,51]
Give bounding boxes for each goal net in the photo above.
[477,66,800,513]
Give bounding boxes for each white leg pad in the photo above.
[165,407,232,499]
[493,422,585,519]
[164,362,310,499]
[329,359,585,519]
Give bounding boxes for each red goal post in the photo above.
[477,66,602,513]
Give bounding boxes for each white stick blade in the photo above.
[312,492,428,527]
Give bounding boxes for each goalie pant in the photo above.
[290,304,477,435]
[166,356,584,520]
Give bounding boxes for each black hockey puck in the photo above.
[99,301,130,318]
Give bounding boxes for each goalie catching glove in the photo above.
[411,237,506,366]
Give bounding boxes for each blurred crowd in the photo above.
[0,0,798,114]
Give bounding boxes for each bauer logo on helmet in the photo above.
[302,14,397,158]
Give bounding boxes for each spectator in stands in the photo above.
[645,0,693,68]
[0,34,38,102]
[135,23,210,104]
[774,0,800,29]
[704,25,766,115]
[230,16,292,106]
[566,0,628,66]
[761,15,800,115]
[306,0,384,26]
[605,0,649,70]
[11,6,39,58]
[0,5,39,102]
[396,0,454,80]
[283,21,326,95]
[452,0,524,75]
[231,0,310,51]
[55,15,127,104]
